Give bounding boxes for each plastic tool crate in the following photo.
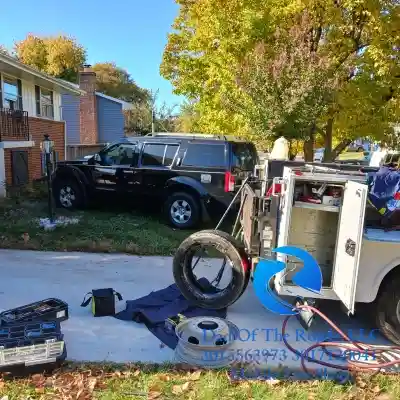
[0,321,66,370]
[0,298,68,326]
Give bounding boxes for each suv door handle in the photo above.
[123,170,135,174]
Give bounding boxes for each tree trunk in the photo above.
[303,125,315,162]
[323,118,334,162]
[332,139,352,159]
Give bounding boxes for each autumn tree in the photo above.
[92,63,151,103]
[124,90,178,135]
[15,34,86,82]
[161,0,400,159]
[13,35,152,105]
[237,13,337,159]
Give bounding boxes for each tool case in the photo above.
[0,321,66,371]
[0,298,68,326]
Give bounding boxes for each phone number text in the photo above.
[202,348,376,364]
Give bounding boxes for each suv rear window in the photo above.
[182,143,226,168]
[231,143,258,171]
[141,143,179,167]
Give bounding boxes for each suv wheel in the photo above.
[54,179,83,210]
[165,192,200,229]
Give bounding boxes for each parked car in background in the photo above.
[314,148,325,162]
[382,151,400,167]
[51,133,259,229]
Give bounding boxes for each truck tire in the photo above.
[54,178,84,210]
[164,192,200,229]
[173,230,250,309]
[375,272,400,345]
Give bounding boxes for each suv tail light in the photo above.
[224,172,235,192]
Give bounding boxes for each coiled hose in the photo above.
[282,304,400,378]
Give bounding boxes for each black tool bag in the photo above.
[80,288,123,317]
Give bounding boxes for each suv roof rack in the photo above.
[145,132,228,140]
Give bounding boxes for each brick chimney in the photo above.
[79,64,98,144]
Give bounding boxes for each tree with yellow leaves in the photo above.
[161,0,400,160]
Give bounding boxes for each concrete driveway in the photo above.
[0,250,391,377]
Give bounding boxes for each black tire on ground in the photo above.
[357,147,364,152]
[173,230,251,309]
[54,179,84,210]
[164,191,200,229]
[375,271,400,345]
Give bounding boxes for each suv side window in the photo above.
[182,143,226,168]
[100,143,136,166]
[141,143,179,167]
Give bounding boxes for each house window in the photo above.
[1,75,23,110]
[35,85,54,119]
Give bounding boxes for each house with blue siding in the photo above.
[60,65,132,159]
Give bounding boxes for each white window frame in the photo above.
[35,85,54,119]
[0,74,22,111]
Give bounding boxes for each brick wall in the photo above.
[29,117,65,180]
[79,66,98,145]
[4,117,65,186]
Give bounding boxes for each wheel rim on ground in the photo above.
[170,199,192,224]
[59,186,76,208]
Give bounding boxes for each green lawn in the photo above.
[0,363,398,400]
[0,188,193,256]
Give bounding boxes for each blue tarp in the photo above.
[114,278,227,349]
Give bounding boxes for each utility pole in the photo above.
[151,107,155,133]
[150,89,159,134]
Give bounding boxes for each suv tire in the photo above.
[165,192,200,229]
[54,179,84,210]
[375,270,400,345]
[173,230,250,309]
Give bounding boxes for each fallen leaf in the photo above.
[188,370,202,381]
[158,374,171,382]
[0,381,4,389]
[372,385,381,393]
[148,391,162,400]
[376,394,393,400]
[172,382,190,395]
[31,374,43,382]
[87,377,97,392]
[96,381,108,390]
[34,387,45,393]
[356,380,366,388]
[133,370,140,376]
[266,378,280,386]
[44,378,53,388]
[149,383,163,392]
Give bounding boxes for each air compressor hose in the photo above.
[282,304,400,377]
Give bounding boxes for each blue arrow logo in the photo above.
[253,246,323,315]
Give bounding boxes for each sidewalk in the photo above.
[0,250,389,374]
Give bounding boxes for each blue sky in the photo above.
[1,0,183,108]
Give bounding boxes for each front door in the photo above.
[332,180,368,314]
[93,142,137,192]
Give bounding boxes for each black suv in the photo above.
[52,133,258,229]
